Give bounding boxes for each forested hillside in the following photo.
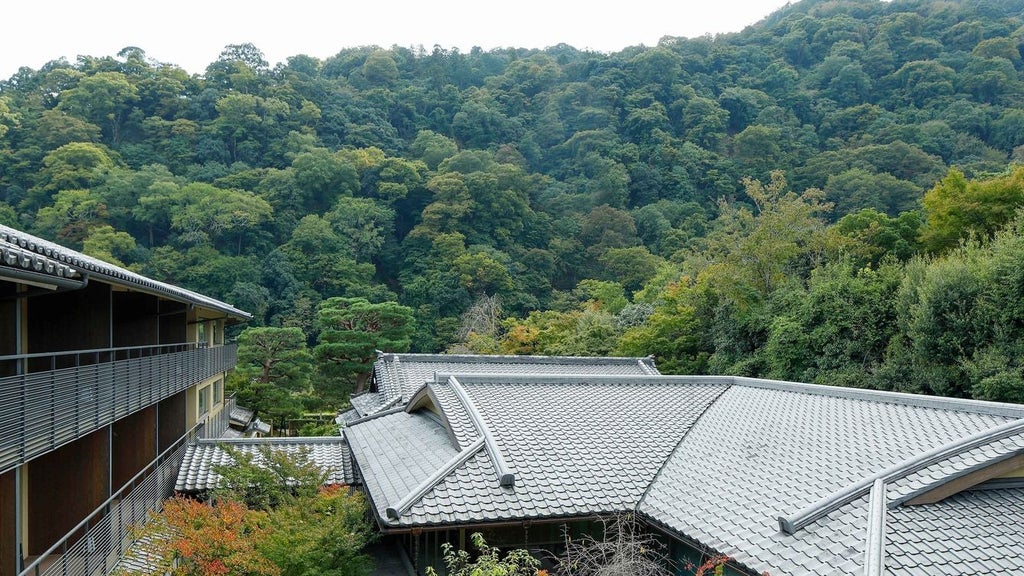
[4,0,1024,402]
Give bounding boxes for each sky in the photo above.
[1,0,792,79]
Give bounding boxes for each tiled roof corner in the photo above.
[447,376,515,487]
[779,418,1024,535]
[344,411,460,523]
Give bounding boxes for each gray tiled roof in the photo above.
[0,224,250,319]
[220,427,245,439]
[350,392,385,417]
[370,353,659,415]
[346,370,1024,575]
[229,405,254,426]
[886,486,1024,575]
[175,437,352,492]
[344,411,460,522]
[638,380,1024,576]
[351,374,727,527]
[336,408,361,426]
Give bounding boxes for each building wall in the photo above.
[186,374,226,430]
[112,291,159,348]
[0,469,14,576]
[158,392,186,453]
[26,283,111,369]
[26,427,108,556]
[0,283,17,377]
[158,300,187,345]
[112,406,157,489]
[27,280,111,352]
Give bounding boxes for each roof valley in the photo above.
[634,379,735,512]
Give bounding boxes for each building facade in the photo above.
[0,225,249,576]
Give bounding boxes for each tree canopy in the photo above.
[7,0,1024,404]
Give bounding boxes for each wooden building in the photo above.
[0,225,249,576]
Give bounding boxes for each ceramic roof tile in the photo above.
[379,376,727,527]
[369,353,658,412]
[0,224,249,318]
[175,437,352,492]
[350,392,385,417]
[637,384,1017,576]
[229,405,254,426]
[886,487,1024,575]
[426,381,479,448]
[336,408,361,426]
[346,369,1024,574]
[344,411,460,522]
[887,430,1024,505]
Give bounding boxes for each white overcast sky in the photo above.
[2,0,792,79]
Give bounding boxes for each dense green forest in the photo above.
[5,0,1024,403]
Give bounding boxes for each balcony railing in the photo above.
[0,342,237,475]
[18,423,205,576]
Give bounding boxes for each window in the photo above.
[199,385,210,415]
[214,379,222,404]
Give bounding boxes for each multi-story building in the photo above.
[0,225,249,576]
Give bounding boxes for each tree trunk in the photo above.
[355,371,371,395]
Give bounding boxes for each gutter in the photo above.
[0,270,88,299]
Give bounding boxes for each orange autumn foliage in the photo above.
[141,496,279,576]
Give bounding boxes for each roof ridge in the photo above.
[0,225,250,318]
[431,372,731,387]
[637,356,659,375]
[888,437,1024,507]
[446,376,516,486]
[377,352,658,365]
[733,376,1024,418]
[779,417,1024,534]
[863,479,887,576]
[385,437,486,520]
